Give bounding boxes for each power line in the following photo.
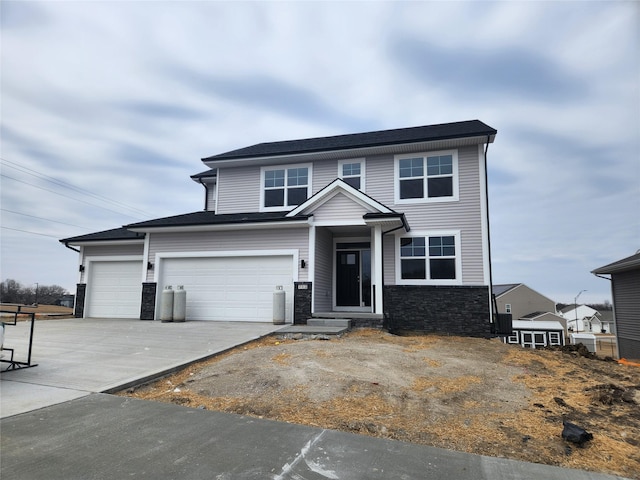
[1,226,61,239]
[1,173,144,220]
[0,157,155,218]
[1,208,87,229]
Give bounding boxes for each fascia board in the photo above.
[65,239,145,247]
[127,219,310,234]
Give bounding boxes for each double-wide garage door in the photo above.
[86,260,142,318]
[159,256,294,322]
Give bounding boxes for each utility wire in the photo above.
[1,173,144,221]
[1,226,61,239]
[0,157,154,218]
[1,208,87,229]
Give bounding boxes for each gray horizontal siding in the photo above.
[311,193,371,223]
[613,270,640,347]
[216,166,260,214]
[313,227,333,311]
[83,244,144,257]
[147,228,309,283]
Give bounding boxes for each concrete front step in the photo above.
[307,318,351,328]
[276,325,349,335]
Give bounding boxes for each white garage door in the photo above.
[159,256,294,322]
[86,261,142,318]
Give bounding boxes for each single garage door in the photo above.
[86,260,143,318]
[159,255,294,322]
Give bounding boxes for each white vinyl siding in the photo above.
[311,193,371,224]
[147,229,309,282]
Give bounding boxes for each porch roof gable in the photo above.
[286,178,395,218]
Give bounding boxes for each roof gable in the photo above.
[287,178,394,218]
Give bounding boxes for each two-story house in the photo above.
[61,120,497,336]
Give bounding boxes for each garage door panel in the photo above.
[87,261,142,318]
[160,256,293,322]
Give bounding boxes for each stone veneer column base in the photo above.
[140,282,157,320]
[293,282,312,325]
[383,285,491,337]
[74,284,86,318]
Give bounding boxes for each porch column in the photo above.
[371,224,384,314]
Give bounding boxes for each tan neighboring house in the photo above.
[493,283,556,320]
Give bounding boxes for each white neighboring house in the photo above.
[559,305,610,333]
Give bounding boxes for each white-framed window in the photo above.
[505,304,512,314]
[394,150,458,204]
[260,164,312,211]
[396,231,461,285]
[338,159,365,191]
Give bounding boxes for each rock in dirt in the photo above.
[562,421,593,446]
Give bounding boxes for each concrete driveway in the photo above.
[0,317,282,418]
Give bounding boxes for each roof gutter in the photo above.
[63,242,81,253]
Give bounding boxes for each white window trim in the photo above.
[395,230,462,285]
[260,163,313,212]
[338,158,365,191]
[394,149,459,204]
[505,304,512,314]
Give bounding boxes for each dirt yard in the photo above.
[0,304,73,319]
[122,329,640,478]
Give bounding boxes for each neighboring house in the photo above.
[505,318,566,349]
[493,283,556,321]
[60,120,497,336]
[493,283,567,348]
[56,295,75,308]
[559,305,604,333]
[592,251,640,360]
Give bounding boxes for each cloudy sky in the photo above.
[1,1,638,305]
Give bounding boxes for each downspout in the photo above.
[63,242,80,253]
[484,136,498,324]
[381,218,409,330]
[197,178,209,211]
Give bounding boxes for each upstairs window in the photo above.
[398,233,459,284]
[338,159,365,191]
[395,150,458,203]
[261,164,311,211]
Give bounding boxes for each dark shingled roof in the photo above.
[190,169,217,180]
[592,251,640,274]
[124,211,309,229]
[60,227,144,244]
[520,311,550,320]
[203,120,496,162]
[492,284,521,297]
